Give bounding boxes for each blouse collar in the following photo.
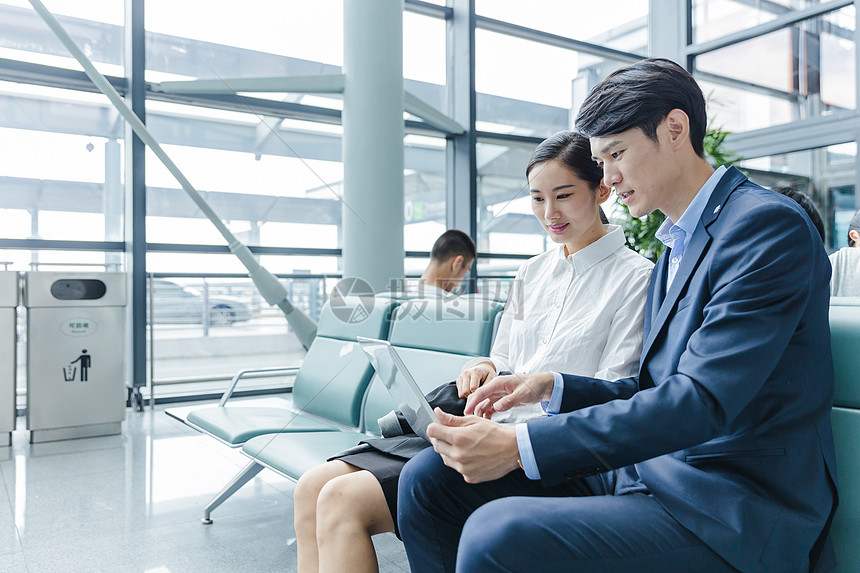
[556,224,626,275]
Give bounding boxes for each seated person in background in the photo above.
[291,130,654,573]
[772,187,825,242]
[399,229,475,297]
[829,208,860,297]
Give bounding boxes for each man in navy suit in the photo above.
[397,58,837,572]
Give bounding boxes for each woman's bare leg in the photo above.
[294,461,362,573]
[316,470,396,573]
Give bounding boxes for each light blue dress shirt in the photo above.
[515,166,729,480]
[655,165,727,289]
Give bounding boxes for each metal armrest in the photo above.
[219,366,300,406]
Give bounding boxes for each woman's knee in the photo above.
[316,471,388,534]
[295,462,351,515]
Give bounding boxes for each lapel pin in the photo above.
[713,205,721,214]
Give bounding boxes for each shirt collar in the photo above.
[419,283,450,298]
[557,224,626,274]
[656,165,727,250]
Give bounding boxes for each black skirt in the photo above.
[330,441,426,539]
[328,380,468,537]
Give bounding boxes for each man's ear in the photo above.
[450,254,465,272]
[850,229,860,245]
[664,109,690,151]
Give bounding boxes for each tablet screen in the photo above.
[357,337,439,440]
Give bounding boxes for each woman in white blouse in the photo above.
[293,131,654,573]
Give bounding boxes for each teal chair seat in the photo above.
[186,406,339,445]
[198,297,505,523]
[243,431,374,480]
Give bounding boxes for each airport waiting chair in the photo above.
[199,297,504,523]
[166,296,398,446]
[827,297,860,572]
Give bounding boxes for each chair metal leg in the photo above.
[202,460,265,524]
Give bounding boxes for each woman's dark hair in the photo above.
[526,130,609,224]
[526,130,602,187]
[575,58,707,158]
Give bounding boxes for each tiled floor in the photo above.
[0,403,410,573]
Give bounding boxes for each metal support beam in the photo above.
[125,0,146,410]
[404,90,465,135]
[151,74,347,95]
[446,0,478,292]
[686,0,852,58]
[341,0,405,293]
[648,0,685,62]
[476,15,641,65]
[723,113,860,159]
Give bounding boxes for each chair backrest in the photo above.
[290,296,397,427]
[830,300,860,408]
[360,297,503,435]
[827,300,860,571]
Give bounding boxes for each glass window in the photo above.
[404,135,447,252]
[738,142,856,250]
[692,0,818,44]
[476,0,648,56]
[404,12,446,87]
[476,257,531,279]
[694,5,856,130]
[698,79,794,133]
[476,29,627,137]
[477,141,549,257]
[0,1,124,75]
[144,100,446,256]
[146,275,317,396]
[820,6,856,111]
[0,83,125,245]
[145,0,343,83]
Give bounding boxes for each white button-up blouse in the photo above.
[469,225,654,422]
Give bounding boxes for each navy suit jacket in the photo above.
[527,167,838,572]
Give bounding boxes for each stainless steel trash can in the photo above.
[24,272,127,443]
[0,272,18,447]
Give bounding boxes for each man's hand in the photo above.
[464,372,555,419]
[427,409,520,483]
[455,361,497,398]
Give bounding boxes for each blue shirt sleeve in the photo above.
[515,372,564,480]
[515,422,540,480]
[545,371,564,414]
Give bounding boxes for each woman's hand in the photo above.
[464,372,555,419]
[455,361,497,398]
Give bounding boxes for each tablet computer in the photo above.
[356,336,439,440]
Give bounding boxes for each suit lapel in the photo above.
[639,166,748,364]
[643,252,669,339]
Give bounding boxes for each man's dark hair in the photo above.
[849,209,860,247]
[772,187,825,243]
[431,229,476,262]
[575,58,707,158]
